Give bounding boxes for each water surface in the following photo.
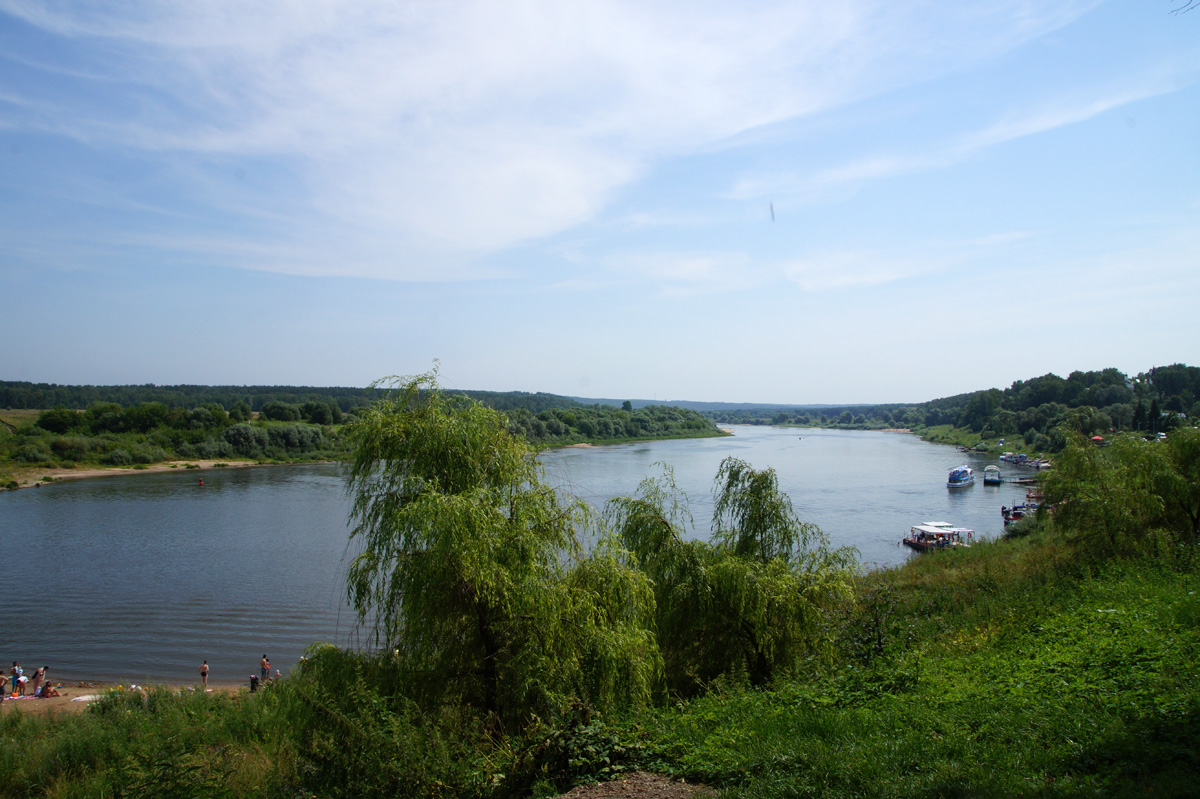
[0,427,1033,683]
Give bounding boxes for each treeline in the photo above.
[507,403,720,444]
[0,380,583,416]
[1,390,722,477]
[712,363,1200,452]
[5,400,342,469]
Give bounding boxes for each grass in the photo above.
[630,536,1200,797]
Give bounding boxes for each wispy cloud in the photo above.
[732,76,1191,204]
[0,0,1102,279]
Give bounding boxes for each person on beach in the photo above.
[199,660,209,688]
[11,663,23,697]
[1,673,7,702]
[38,683,60,698]
[29,666,45,697]
[260,655,269,682]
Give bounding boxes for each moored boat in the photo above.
[983,465,1002,485]
[903,521,973,551]
[947,465,975,488]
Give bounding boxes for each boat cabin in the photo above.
[903,521,973,552]
[947,466,975,487]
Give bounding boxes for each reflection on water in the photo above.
[0,427,1032,683]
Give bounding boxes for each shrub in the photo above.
[51,436,93,461]
[15,444,50,463]
[103,449,133,465]
[222,424,269,457]
[260,401,301,422]
[129,444,169,464]
[267,424,326,453]
[36,407,83,434]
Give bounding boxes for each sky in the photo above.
[1,1,1198,404]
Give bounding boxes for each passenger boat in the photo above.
[947,465,975,488]
[903,522,973,551]
[983,465,1002,485]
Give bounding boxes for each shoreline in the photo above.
[6,459,300,490]
[1,679,247,717]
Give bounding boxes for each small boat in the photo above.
[947,465,975,488]
[983,465,1002,485]
[903,521,973,551]
[1002,502,1038,525]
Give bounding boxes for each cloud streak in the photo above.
[0,0,1103,279]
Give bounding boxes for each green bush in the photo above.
[102,448,133,465]
[14,443,50,463]
[51,435,94,461]
[260,401,301,422]
[222,424,269,457]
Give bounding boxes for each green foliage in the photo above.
[608,462,856,694]
[14,442,51,463]
[507,404,723,446]
[259,400,301,422]
[345,368,659,728]
[1041,429,1200,557]
[35,406,83,434]
[221,423,269,457]
[0,687,296,799]
[228,400,252,422]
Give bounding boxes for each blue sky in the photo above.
[2,1,1197,404]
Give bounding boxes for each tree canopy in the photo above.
[343,369,659,727]
[607,461,857,694]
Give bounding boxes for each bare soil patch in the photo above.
[557,772,715,799]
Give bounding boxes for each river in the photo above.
[0,426,1034,684]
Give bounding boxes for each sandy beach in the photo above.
[1,680,246,717]
[6,459,266,490]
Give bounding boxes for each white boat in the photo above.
[903,521,974,551]
[983,465,1002,485]
[947,465,975,488]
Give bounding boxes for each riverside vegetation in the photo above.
[706,363,1200,458]
[0,385,723,489]
[2,373,1198,798]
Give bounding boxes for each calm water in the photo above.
[0,427,1033,684]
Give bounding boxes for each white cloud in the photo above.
[1,0,1104,278]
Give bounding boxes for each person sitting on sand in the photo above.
[38,684,60,698]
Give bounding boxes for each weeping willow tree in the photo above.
[607,460,857,694]
[344,368,659,727]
